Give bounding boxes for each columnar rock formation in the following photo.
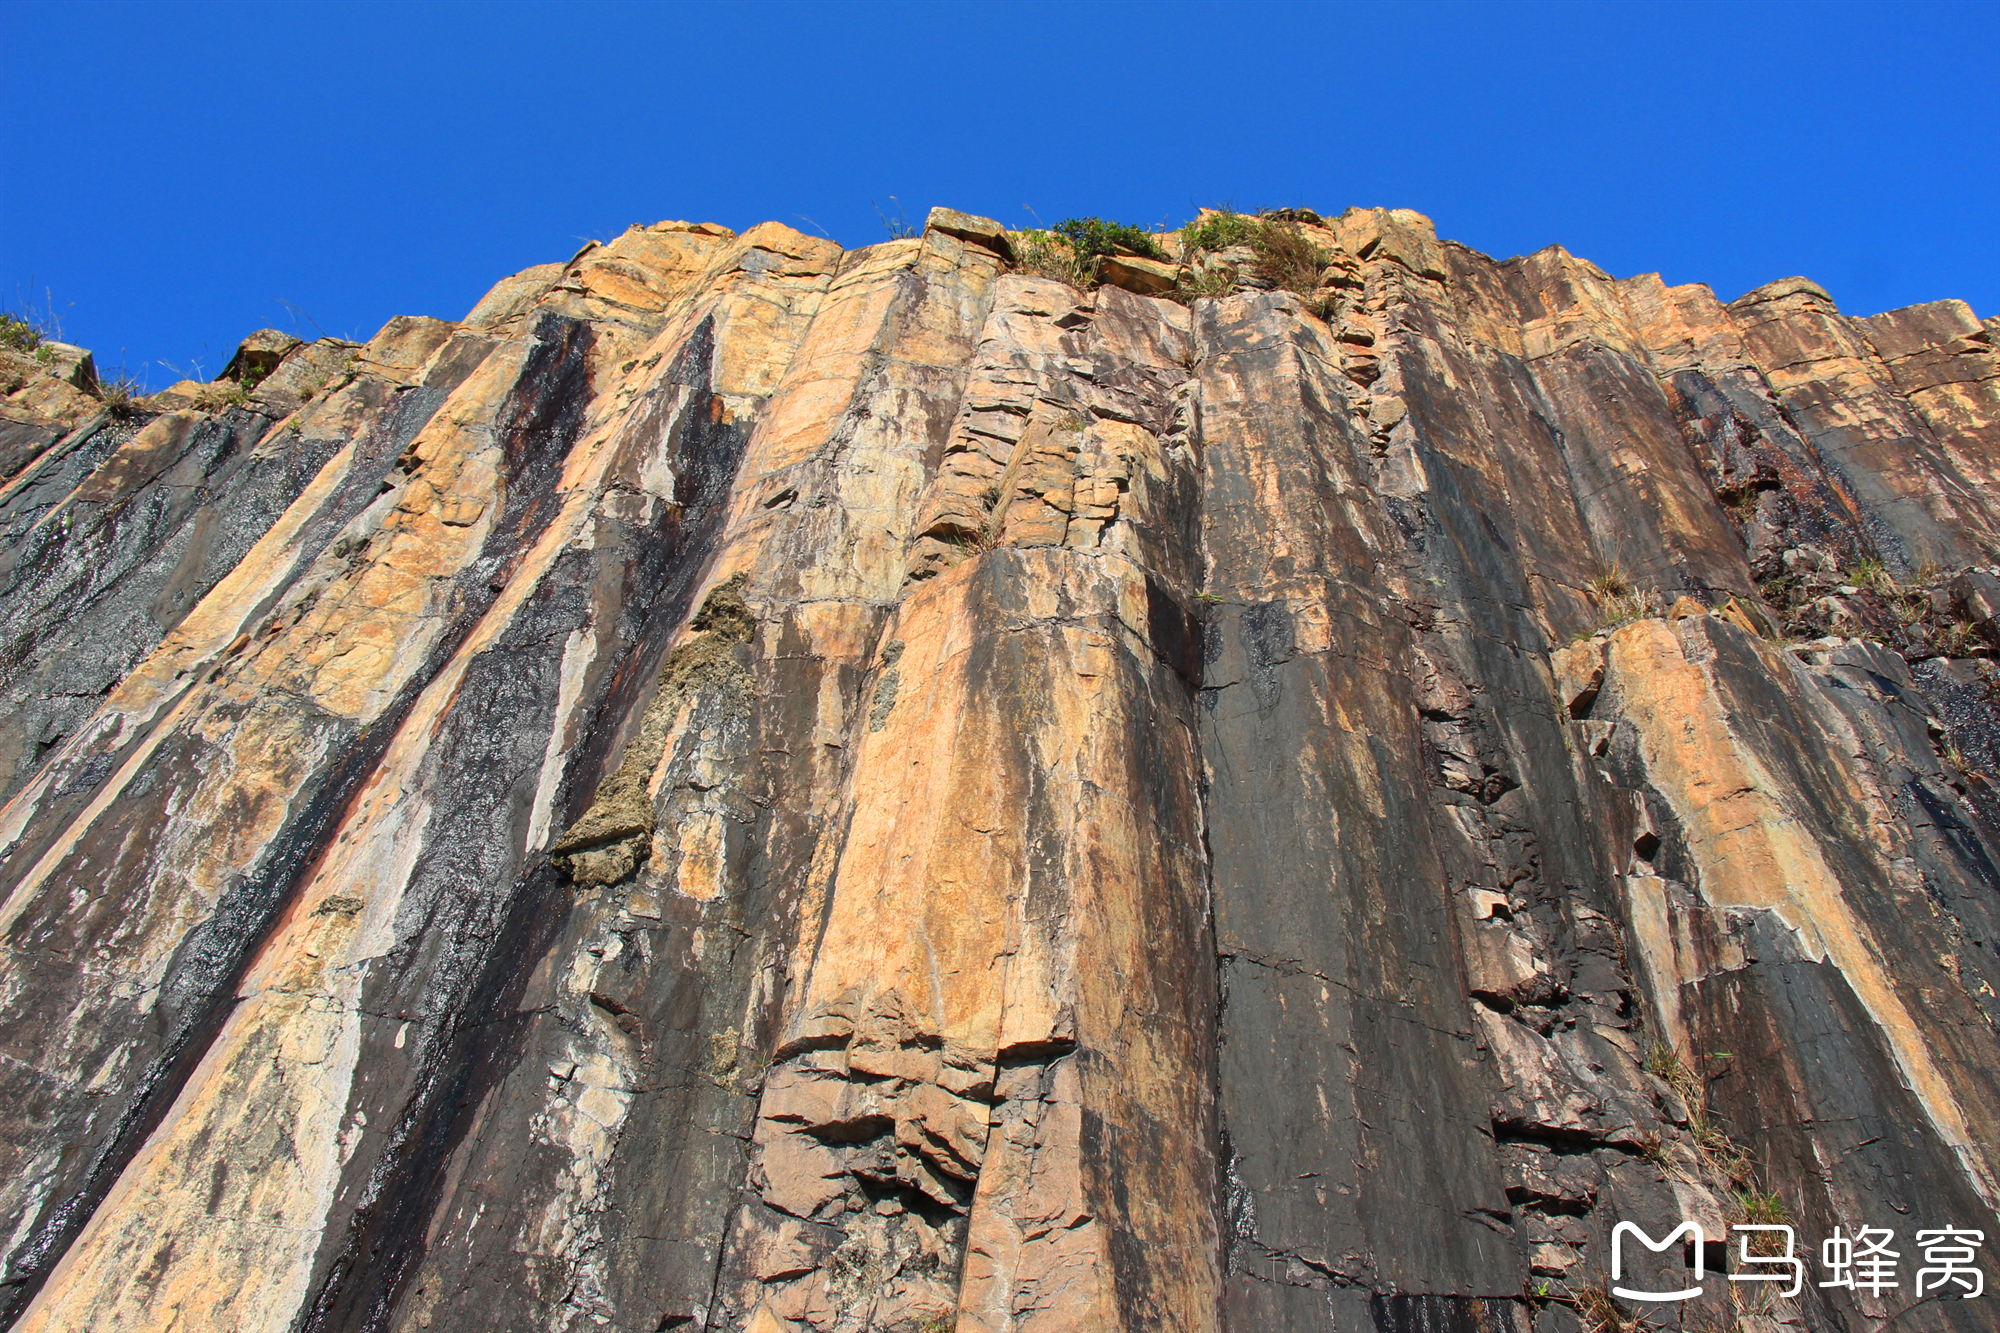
[0,205,1997,1333]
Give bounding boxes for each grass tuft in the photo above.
[1174,263,1236,302]
[1644,1041,1764,1192]
[1599,588,1663,629]
[1176,209,1334,313]
[1735,1185,1791,1226]
[1589,565,1632,600]
[1,288,67,352]
[191,380,253,412]
[874,197,919,240]
[1586,564,1665,629]
[1570,1285,1645,1333]
[97,373,142,420]
[1182,210,1261,254]
[1013,230,1093,288]
[1719,485,1763,523]
[1845,558,1896,595]
[1250,219,1332,303]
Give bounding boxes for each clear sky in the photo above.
[2,0,1996,387]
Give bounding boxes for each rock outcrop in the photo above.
[1,207,1997,1333]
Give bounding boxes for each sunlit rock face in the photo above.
[0,206,1997,1333]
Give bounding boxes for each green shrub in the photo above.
[0,312,43,353]
[1178,210,1332,311]
[1051,216,1164,263]
[1013,230,1092,288]
[1174,264,1236,302]
[1182,210,1260,254]
[1250,220,1331,301]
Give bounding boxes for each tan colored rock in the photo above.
[745,1304,793,1333]
[32,340,97,392]
[1727,275,2000,569]
[1095,252,1179,296]
[1528,1243,1575,1276]
[1,344,100,427]
[1464,918,1543,999]
[1332,205,1447,281]
[650,219,736,237]
[1717,596,1770,637]
[926,206,1015,260]
[1595,616,2000,1203]
[1,219,847,1333]
[462,259,565,326]
[1861,297,1983,362]
[220,328,302,382]
[1737,275,1833,305]
[1551,637,1605,717]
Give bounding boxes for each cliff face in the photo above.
[0,206,1996,1333]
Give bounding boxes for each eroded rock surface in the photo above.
[1,207,1997,1333]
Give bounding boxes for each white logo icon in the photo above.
[1612,1221,1705,1302]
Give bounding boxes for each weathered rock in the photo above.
[926,206,1015,261]
[29,341,97,394]
[219,327,304,382]
[0,339,106,481]
[1095,252,1180,296]
[2,205,1999,1333]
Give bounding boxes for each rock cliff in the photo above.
[0,205,1997,1333]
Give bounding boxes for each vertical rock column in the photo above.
[1584,619,2000,1195]
[1727,279,2000,570]
[1196,282,1531,1329]
[725,549,1216,1333]
[375,227,1012,1332]
[720,267,1220,1333]
[0,223,840,1333]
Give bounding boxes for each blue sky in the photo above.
[2,0,1996,387]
